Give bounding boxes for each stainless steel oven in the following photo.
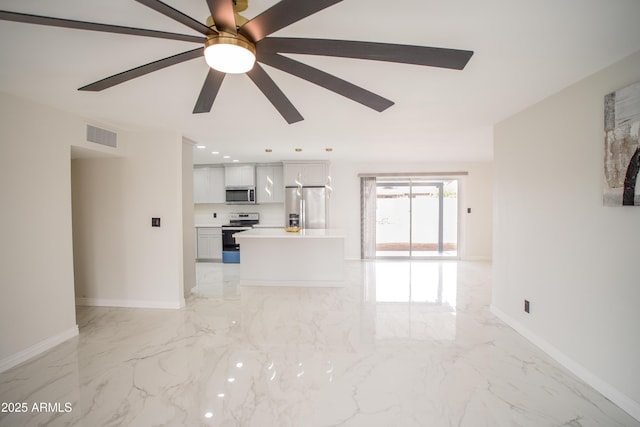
[221,213,259,263]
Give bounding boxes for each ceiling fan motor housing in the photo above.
[204,32,256,73]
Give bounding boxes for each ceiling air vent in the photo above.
[86,124,117,148]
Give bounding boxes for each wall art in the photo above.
[604,80,640,206]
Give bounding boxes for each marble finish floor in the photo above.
[0,260,637,426]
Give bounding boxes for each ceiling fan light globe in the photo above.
[204,36,256,74]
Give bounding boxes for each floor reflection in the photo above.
[368,261,457,307]
[192,262,240,299]
[366,260,458,341]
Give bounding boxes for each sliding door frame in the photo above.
[361,172,465,260]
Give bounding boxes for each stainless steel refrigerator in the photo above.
[285,186,328,229]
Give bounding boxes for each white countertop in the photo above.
[235,228,345,239]
[194,223,224,228]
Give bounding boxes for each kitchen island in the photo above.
[234,228,345,287]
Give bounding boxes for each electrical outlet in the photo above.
[524,300,530,313]
[213,212,217,218]
[467,207,472,213]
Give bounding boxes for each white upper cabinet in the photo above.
[194,166,225,204]
[195,162,329,204]
[209,167,225,202]
[193,167,209,203]
[224,164,255,187]
[256,164,284,203]
[283,161,330,187]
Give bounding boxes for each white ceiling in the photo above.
[1,0,640,164]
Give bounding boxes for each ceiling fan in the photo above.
[0,0,474,124]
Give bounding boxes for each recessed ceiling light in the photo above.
[223,155,230,159]
[196,145,206,149]
[212,151,220,155]
[232,159,239,163]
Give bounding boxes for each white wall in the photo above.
[72,130,186,309]
[328,160,493,260]
[492,50,640,419]
[182,140,196,297]
[0,93,80,369]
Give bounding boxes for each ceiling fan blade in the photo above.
[240,0,342,43]
[258,38,474,70]
[206,0,236,34]
[258,52,394,112]
[134,0,215,36]
[193,69,226,113]
[0,10,205,43]
[79,47,203,92]
[246,63,303,124]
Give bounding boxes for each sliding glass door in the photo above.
[375,182,411,257]
[411,181,443,256]
[373,178,458,258]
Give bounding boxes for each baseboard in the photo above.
[490,305,640,422]
[76,297,185,309]
[0,325,79,373]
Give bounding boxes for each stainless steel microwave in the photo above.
[225,187,256,204]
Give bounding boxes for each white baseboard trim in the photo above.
[76,297,185,310]
[0,325,79,373]
[490,305,640,422]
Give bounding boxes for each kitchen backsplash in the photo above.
[194,203,285,226]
